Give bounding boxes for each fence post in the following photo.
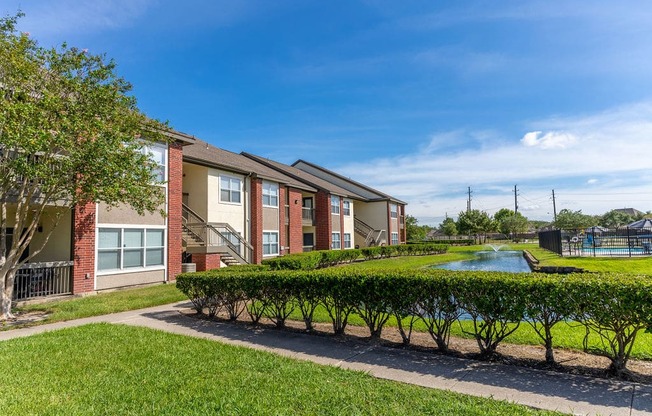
[627,227,632,258]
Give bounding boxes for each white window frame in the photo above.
[331,232,341,250]
[343,233,352,249]
[142,143,167,183]
[262,181,279,208]
[220,175,242,205]
[263,231,279,257]
[390,203,398,218]
[343,200,351,216]
[391,232,399,245]
[97,227,166,274]
[331,195,340,215]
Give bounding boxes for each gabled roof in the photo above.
[613,208,645,217]
[241,152,361,199]
[163,129,196,145]
[292,159,407,205]
[184,140,317,192]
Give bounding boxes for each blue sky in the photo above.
[4,1,652,225]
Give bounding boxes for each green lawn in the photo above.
[0,324,560,415]
[11,283,186,327]
[524,245,652,274]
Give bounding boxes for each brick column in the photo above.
[192,253,221,271]
[250,178,263,264]
[279,186,287,255]
[315,191,332,251]
[340,198,345,249]
[167,142,183,280]
[72,201,96,294]
[387,202,393,245]
[288,188,303,254]
[400,205,407,243]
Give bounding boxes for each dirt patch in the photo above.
[182,308,652,384]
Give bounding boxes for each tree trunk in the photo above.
[1,269,16,320]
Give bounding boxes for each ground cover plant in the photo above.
[177,267,652,375]
[0,324,560,416]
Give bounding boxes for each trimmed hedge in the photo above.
[262,244,449,271]
[361,244,449,260]
[176,269,652,374]
[262,249,361,271]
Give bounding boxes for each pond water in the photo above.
[434,250,531,273]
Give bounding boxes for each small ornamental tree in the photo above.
[0,14,169,319]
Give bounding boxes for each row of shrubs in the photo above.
[262,244,449,270]
[176,267,652,375]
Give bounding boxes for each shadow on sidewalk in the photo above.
[139,306,652,415]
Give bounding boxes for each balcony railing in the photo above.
[302,207,315,225]
[13,261,74,301]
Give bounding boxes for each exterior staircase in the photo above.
[182,203,252,266]
[354,217,386,247]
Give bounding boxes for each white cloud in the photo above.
[335,101,652,225]
[521,131,578,149]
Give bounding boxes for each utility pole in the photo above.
[467,187,472,213]
[552,189,557,223]
[514,184,518,214]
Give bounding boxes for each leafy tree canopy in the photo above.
[0,13,170,319]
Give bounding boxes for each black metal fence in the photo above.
[13,261,74,301]
[539,227,652,257]
[538,229,562,255]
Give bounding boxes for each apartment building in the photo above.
[10,133,407,301]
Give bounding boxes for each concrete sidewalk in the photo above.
[1,302,651,416]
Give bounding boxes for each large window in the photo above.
[142,144,167,182]
[391,232,399,245]
[343,233,352,249]
[331,195,340,215]
[98,228,165,272]
[343,200,351,216]
[220,175,242,204]
[262,181,279,207]
[390,203,398,218]
[331,232,341,249]
[263,232,279,256]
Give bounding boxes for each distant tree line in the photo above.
[405,208,652,242]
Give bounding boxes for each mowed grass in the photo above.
[11,283,186,327]
[0,324,560,416]
[524,245,652,274]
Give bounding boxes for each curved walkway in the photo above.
[1,302,651,416]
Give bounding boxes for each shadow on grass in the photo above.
[139,306,651,415]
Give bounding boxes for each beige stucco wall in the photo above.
[354,201,388,231]
[30,208,72,262]
[182,162,208,220]
[95,269,165,290]
[97,201,166,226]
[263,206,279,231]
[4,206,72,263]
[206,169,247,235]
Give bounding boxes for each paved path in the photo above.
[1,302,651,416]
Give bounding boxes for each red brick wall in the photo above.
[288,188,303,254]
[192,253,221,271]
[167,142,183,280]
[250,178,263,264]
[400,205,407,243]
[72,201,96,294]
[386,202,393,244]
[279,186,287,255]
[339,198,345,249]
[315,191,332,251]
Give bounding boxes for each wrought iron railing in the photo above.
[13,261,73,301]
[302,207,315,225]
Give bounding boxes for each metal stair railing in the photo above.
[182,203,250,264]
[354,217,386,247]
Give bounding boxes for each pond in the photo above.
[434,250,532,273]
